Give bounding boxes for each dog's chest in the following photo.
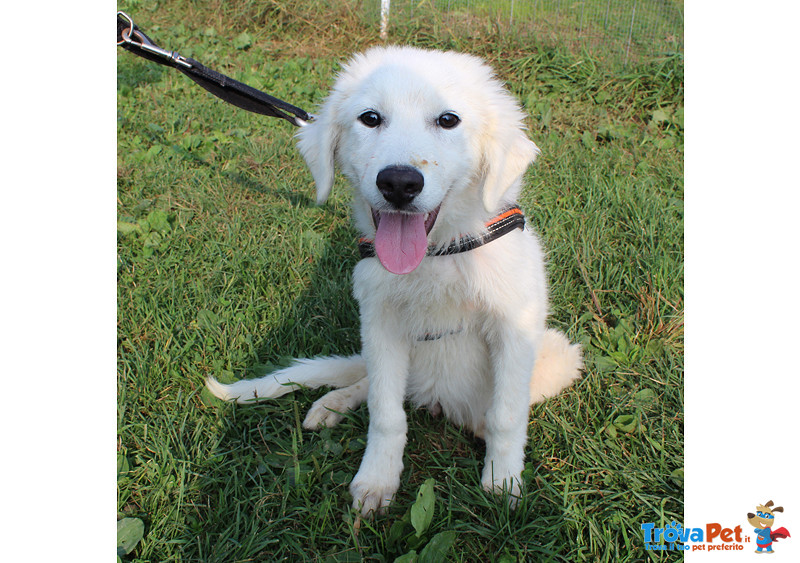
[353,256,479,338]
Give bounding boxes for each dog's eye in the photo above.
[437,112,460,129]
[358,111,382,128]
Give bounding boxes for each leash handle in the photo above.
[117,12,312,126]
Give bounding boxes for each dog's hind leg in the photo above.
[303,376,369,429]
[529,328,583,404]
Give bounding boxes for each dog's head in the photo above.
[747,501,783,529]
[296,46,538,274]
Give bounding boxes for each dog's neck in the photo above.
[357,204,524,260]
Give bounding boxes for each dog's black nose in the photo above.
[376,166,424,208]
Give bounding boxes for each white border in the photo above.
[685,2,799,560]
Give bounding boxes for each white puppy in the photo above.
[207,46,583,516]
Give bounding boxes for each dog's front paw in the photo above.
[349,472,399,517]
[481,464,523,508]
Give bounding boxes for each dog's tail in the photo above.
[529,328,584,404]
[205,355,367,404]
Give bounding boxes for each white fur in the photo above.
[207,46,583,516]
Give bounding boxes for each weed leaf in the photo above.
[117,517,144,556]
[117,453,131,477]
[613,414,637,433]
[117,221,141,236]
[146,210,171,234]
[388,515,411,549]
[394,551,418,563]
[633,388,657,405]
[410,478,436,537]
[233,32,252,50]
[650,108,670,125]
[418,531,456,563]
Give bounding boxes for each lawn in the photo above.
[117,1,684,560]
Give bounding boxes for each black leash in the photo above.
[117,12,312,127]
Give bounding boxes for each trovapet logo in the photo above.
[640,522,746,552]
[746,500,791,554]
[641,500,791,554]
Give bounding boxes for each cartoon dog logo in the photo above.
[747,500,791,554]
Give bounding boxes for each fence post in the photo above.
[380,0,391,40]
[625,0,637,66]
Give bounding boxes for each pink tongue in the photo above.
[374,212,428,274]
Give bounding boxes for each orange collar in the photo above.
[358,205,525,259]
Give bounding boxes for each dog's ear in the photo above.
[296,111,340,205]
[481,126,539,212]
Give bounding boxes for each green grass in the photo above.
[117,1,683,560]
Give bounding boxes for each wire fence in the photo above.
[370,0,683,64]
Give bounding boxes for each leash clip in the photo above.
[117,11,192,69]
[293,114,317,127]
[118,11,312,126]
